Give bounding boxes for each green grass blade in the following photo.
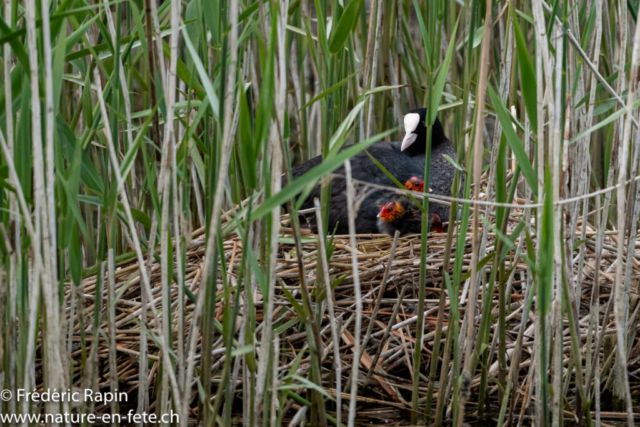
[328,0,362,54]
[487,83,538,197]
[513,18,538,132]
[428,16,459,125]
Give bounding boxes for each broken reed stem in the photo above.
[361,230,400,352]
[138,219,158,420]
[364,285,407,388]
[107,249,119,416]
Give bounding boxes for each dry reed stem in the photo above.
[459,0,492,423]
[3,1,16,414]
[24,0,64,418]
[551,21,564,427]
[314,199,342,427]
[365,0,384,140]
[182,0,239,421]
[345,159,362,427]
[612,0,640,420]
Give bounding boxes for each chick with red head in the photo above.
[377,177,445,236]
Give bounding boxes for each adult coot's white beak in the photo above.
[401,133,417,151]
[401,112,421,151]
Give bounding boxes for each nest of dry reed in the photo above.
[52,211,640,424]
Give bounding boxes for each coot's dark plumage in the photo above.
[290,108,459,234]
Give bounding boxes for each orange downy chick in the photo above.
[377,201,405,223]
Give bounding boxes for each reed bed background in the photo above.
[1,0,640,425]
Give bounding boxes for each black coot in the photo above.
[290,108,458,234]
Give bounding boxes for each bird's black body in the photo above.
[289,109,460,235]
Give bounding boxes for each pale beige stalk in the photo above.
[612,1,640,421]
[314,199,342,427]
[459,1,492,422]
[344,159,363,427]
[25,0,64,420]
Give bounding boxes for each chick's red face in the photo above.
[378,201,404,222]
[405,176,424,192]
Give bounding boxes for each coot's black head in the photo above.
[401,108,447,154]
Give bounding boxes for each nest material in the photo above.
[55,213,640,423]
